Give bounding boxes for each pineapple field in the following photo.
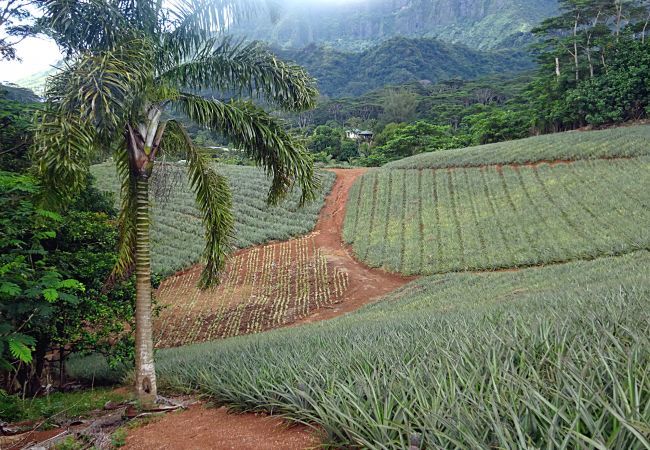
[344,157,650,274]
[91,163,336,275]
[81,126,650,449]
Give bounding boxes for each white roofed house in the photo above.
[346,129,374,142]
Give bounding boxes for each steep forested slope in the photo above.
[276,37,533,97]
[233,0,558,51]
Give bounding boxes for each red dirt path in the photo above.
[124,405,320,450]
[295,168,415,324]
[125,169,414,449]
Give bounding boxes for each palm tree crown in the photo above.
[33,0,319,403]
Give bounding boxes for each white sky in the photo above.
[0,36,61,84]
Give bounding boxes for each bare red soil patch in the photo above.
[155,233,348,347]
[123,405,319,450]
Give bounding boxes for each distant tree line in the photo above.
[291,0,650,166]
[530,0,650,130]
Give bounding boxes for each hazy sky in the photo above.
[0,36,61,83]
[0,0,368,85]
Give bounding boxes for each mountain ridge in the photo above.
[233,0,558,51]
[274,36,533,97]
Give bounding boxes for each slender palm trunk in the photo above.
[134,177,157,405]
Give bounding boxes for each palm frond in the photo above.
[38,0,132,55]
[166,120,235,288]
[32,109,97,205]
[44,37,155,136]
[160,37,317,111]
[175,93,317,206]
[162,0,275,62]
[33,37,155,204]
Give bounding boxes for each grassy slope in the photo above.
[91,163,335,275]
[74,129,650,448]
[344,157,650,274]
[69,251,650,448]
[384,125,650,169]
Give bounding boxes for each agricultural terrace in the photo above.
[383,125,650,169]
[344,157,650,274]
[155,233,348,348]
[91,163,335,275]
[69,250,650,448]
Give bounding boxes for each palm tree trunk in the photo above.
[134,176,157,405]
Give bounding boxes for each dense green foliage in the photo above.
[292,74,535,165]
[91,163,335,276]
[0,85,37,171]
[384,125,650,169]
[0,172,135,394]
[232,0,557,51]
[345,157,649,275]
[0,80,137,395]
[276,37,533,98]
[358,121,463,166]
[529,0,650,130]
[68,250,650,448]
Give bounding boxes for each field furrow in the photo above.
[153,233,349,348]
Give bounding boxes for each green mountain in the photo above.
[0,83,40,103]
[234,0,558,51]
[275,37,533,97]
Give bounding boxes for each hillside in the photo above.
[345,126,650,274]
[91,163,335,276]
[0,83,40,103]
[232,0,558,51]
[383,125,650,168]
[72,125,649,448]
[276,37,533,97]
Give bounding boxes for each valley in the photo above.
[2,0,649,448]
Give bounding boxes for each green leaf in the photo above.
[36,209,63,222]
[43,288,59,302]
[58,278,85,292]
[0,282,21,296]
[8,335,35,363]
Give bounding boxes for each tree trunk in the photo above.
[573,15,580,82]
[586,50,594,78]
[134,176,157,405]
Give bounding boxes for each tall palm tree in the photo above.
[33,0,318,405]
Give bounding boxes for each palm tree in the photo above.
[33,0,318,405]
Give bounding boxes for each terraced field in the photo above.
[344,158,650,274]
[155,233,348,348]
[91,163,335,275]
[384,125,650,169]
[77,127,649,449]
